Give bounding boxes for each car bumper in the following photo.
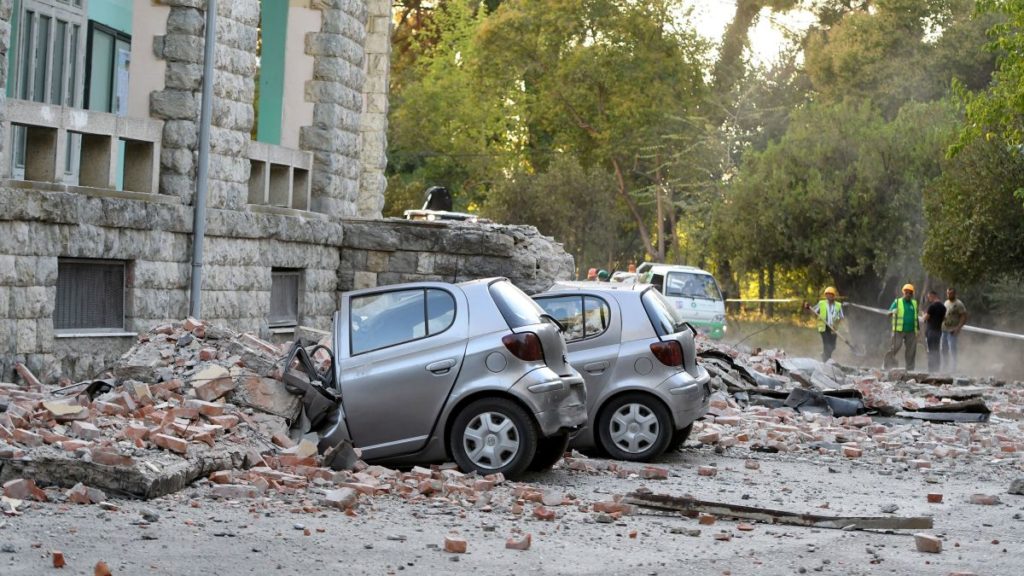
[657,366,712,430]
[511,368,588,437]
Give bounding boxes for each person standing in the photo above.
[941,287,968,373]
[923,290,946,373]
[883,284,919,370]
[806,287,844,362]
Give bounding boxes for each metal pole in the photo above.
[189,0,217,318]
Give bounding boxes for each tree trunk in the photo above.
[758,268,766,316]
[767,263,776,318]
[611,157,653,258]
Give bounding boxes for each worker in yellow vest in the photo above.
[883,284,920,370]
[805,286,844,361]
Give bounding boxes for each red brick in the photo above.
[593,501,628,515]
[842,446,863,458]
[40,430,71,445]
[444,536,468,554]
[66,483,106,505]
[199,348,217,361]
[699,513,716,525]
[927,493,943,503]
[698,466,718,477]
[698,431,720,444]
[14,362,42,388]
[94,401,126,416]
[914,533,942,553]
[185,399,225,417]
[533,505,556,521]
[737,523,755,531]
[58,439,92,452]
[91,450,134,467]
[715,416,741,426]
[123,424,149,442]
[127,381,154,406]
[52,551,66,568]
[210,484,259,499]
[209,471,233,484]
[94,561,112,576]
[184,317,205,332]
[713,532,732,541]
[190,365,236,401]
[272,432,295,449]
[744,459,760,470]
[4,478,47,501]
[70,421,102,441]
[152,433,188,455]
[505,533,531,550]
[473,479,495,492]
[13,428,44,447]
[206,414,239,429]
[640,466,669,480]
[910,459,931,469]
[323,487,357,509]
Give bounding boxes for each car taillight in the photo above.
[650,341,683,367]
[503,332,544,362]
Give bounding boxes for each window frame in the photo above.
[84,20,131,113]
[348,287,458,356]
[535,294,611,343]
[54,257,127,334]
[268,268,301,328]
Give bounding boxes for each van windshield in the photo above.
[664,272,722,301]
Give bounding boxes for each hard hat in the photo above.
[597,269,610,281]
[824,286,837,296]
[902,283,915,293]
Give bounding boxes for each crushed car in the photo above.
[533,282,711,461]
[289,278,587,478]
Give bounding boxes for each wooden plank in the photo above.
[623,492,933,531]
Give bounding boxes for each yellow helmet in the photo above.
[824,286,837,296]
[902,283,915,293]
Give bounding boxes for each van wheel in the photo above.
[666,424,693,452]
[528,433,571,471]
[450,398,537,478]
[597,393,671,462]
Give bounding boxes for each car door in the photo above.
[535,294,620,410]
[336,284,469,459]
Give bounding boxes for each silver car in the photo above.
[327,278,587,477]
[534,282,711,461]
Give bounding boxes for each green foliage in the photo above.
[924,137,1024,283]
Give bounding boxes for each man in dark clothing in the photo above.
[923,290,946,373]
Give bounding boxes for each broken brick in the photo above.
[505,532,531,550]
[191,365,236,401]
[914,533,942,553]
[533,505,556,521]
[698,513,716,525]
[91,450,134,467]
[13,428,44,447]
[185,399,225,417]
[324,487,358,510]
[94,561,112,576]
[52,551,66,568]
[151,433,188,455]
[210,484,259,499]
[640,466,669,480]
[842,446,863,458]
[67,483,106,505]
[444,536,468,554]
[927,493,943,503]
[698,431,720,444]
[968,494,1000,506]
[70,421,102,441]
[744,459,760,470]
[698,466,718,477]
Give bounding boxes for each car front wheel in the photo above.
[597,393,671,462]
[450,397,538,478]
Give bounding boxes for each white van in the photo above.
[636,263,726,339]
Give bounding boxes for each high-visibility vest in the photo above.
[892,298,918,333]
[816,300,842,332]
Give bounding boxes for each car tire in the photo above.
[528,432,571,471]
[666,424,693,452]
[597,393,671,462]
[450,397,538,478]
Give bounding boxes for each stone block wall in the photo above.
[338,219,575,296]
[0,0,10,177]
[357,0,390,218]
[301,0,368,219]
[151,0,259,209]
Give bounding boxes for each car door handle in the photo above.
[426,358,457,374]
[584,361,609,375]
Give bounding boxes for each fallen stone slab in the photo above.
[0,444,244,499]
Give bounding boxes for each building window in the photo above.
[269,268,301,328]
[85,21,131,115]
[55,258,126,332]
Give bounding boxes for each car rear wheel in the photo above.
[528,432,571,471]
[666,424,693,452]
[450,397,538,478]
[597,393,671,462]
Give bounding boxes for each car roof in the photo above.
[543,281,652,295]
[640,264,712,275]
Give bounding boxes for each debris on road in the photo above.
[623,492,934,531]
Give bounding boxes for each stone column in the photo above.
[149,0,258,210]
[0,0,12,178]
[301,0,368,218]
[357,0,390,218]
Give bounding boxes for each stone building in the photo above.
[0,0,573,382]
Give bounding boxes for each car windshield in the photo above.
[642,288,687,337]
[664,272,722,301]
[489,280,545,329]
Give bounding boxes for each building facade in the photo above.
[0,0,574,382]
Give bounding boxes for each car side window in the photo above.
[535,296,584,341]
[426,289,456,334]
[350,288,457,355]
[583,296,610,338]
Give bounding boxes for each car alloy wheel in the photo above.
[450,397,538,477]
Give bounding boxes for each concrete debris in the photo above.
[1010,478,1024,495]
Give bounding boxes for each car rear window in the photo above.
[489,280,544,329]
[642,288,686,337]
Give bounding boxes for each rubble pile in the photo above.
[0,319,359,504]
[690,342,1024,470]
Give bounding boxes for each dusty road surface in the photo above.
[2,440,1021,576]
